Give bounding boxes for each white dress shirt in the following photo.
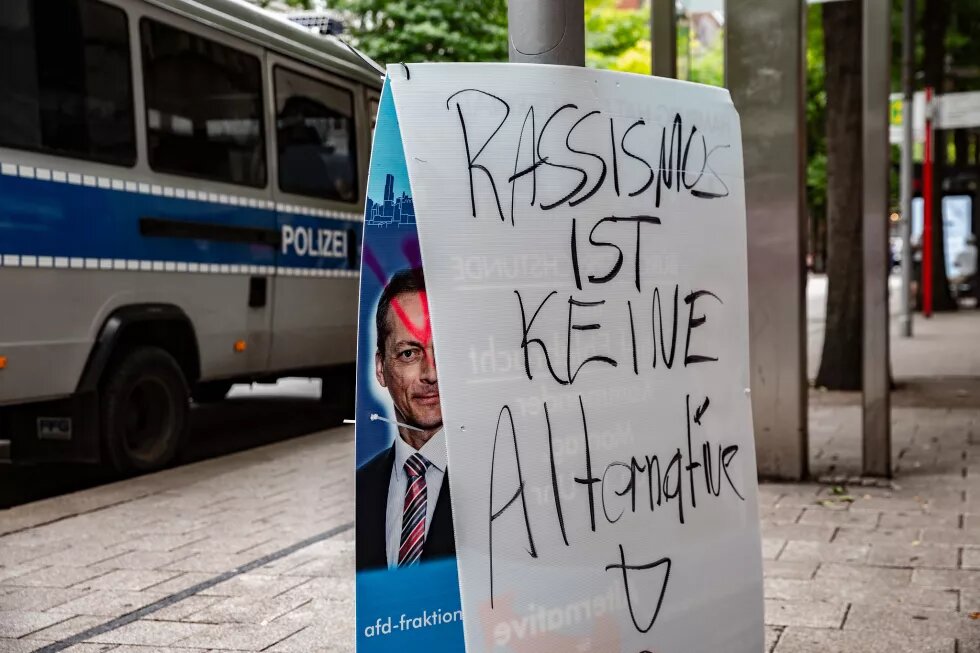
[384,428,447,569]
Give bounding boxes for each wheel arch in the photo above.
[77,304,202,393]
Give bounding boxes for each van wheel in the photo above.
[101,347,189,473]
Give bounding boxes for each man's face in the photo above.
[375,291,441,433]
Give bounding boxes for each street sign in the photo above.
[936,90,980,130]
[888,91,926,144]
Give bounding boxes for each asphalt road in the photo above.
[0,379,345,509]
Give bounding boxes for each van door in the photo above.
[266,54,364,373]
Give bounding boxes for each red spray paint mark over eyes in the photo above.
[362,241,432,345]
[391,290,432,345]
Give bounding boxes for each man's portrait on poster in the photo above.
[356,267,456,571]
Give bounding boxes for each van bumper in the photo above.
[0,393,100,464]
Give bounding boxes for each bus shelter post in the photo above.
[726,0,809,480]
[862,0,892,477]
[651,0,677,78]
[507,0,584,66]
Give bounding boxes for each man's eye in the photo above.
[397,349,420,361]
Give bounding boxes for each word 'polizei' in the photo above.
[281,224,348,258]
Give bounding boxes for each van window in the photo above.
[275,67,357,202]
[0,0,135,166]
[140,19,265,187]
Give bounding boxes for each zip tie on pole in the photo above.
[370,413,426,432]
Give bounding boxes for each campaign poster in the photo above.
[353,79,464,652]
[387,63,764,653]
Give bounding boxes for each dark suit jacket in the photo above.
[356,444,456,571]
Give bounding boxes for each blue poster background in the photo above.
[354,78,465,653]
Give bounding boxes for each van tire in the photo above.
[101,347,189,473]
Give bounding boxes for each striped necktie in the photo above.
[398,452,430,567]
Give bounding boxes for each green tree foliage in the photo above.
[805,2,828,268]
[687,31,724,87]
[328,0,508,65]
[585,0,650,71]
[585,0,723,87]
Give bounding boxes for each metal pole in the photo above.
[507,0,584,66]
[900,0,914,338]
[652,0,677,78]
[923,86,934,318]
[862,0,892,478]
[727,0,808,480]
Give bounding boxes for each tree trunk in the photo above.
[816,0,864,391]
[922,0,957,311]
[954,129,969,167]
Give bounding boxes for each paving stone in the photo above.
[100,549,197,570]
[912,568,980,589]
[778,540,869,564]
[763,599,846,628]
[921,528,980,546]
[107,647,210,653]
[845,603,980,639]
[0,638,59,653]
[79,569,183,592]
[173,621,306,650]
[28,545,129,568]
[762,560,818,580]
[26,614,107,640]
[762,523,835,542]
[55,643,119,653]
[868,543,960,569]
[140,572,220,596]
[0,609,74,638]
[0,543,71,565]
[199,573,308,599]
[764,625,782,652]
[759,506,803,524]
[879,511,961,529]
[148,594,224,621]
[797,507,879,528]
[120,534,210,552]
[263,624,350,653]
[833,526,923,545]
[774,626,955,653]
[159,552,256,573]
[0,565,112,589]
[180,592,312,624]
[764,577,957,609]
[0,562,47,584]
[816,562,912,586]
[85,618,212,646]
[53,589,168,618]
[0,586,90,611]
[761,538,785,560]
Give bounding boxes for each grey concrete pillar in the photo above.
[862,0,892,477]
[726,0,808,480]
[508,0,584,66]
[651,0,677,78]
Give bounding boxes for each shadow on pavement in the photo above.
[0,395,344,509]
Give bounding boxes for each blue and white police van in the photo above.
[0,0,382,471]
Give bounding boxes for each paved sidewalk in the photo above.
[0,313,977,652]
[0,430,357,653]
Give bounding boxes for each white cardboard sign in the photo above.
[392,63,763,653]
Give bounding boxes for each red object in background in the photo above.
[923,86,934,318]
